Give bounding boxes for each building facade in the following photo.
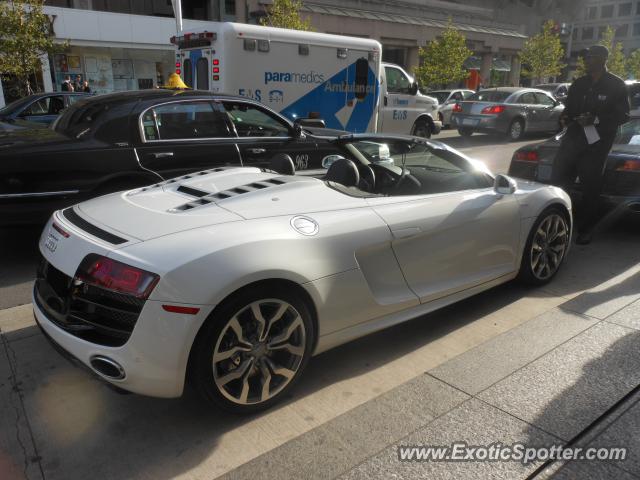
[0,0,580,107]
[570,0,640,75]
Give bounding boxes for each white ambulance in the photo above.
[170,23,441,137]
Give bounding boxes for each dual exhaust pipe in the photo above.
[90,355,126,380]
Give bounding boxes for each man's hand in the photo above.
[575,113,595,127]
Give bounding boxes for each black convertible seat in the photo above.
[326,158,360,187]
[269,153,296,175]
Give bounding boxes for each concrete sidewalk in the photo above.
[1,227,640,480]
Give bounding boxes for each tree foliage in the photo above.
[628,49,640,80]
[260,0,313,31]
[413,22,472,89]
[599,26,627,78]
[519,20,565,83]
[0,0,65,96]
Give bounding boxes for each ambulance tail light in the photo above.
[213,59,220,81]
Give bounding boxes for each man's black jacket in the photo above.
[564,71,630,138]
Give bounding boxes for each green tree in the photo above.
[628,49,640,80]
[0,0,65,96]
[519,20,565,84]
[574,55,586,78]
[260,0,313,31]
[599,26,627,78]
[413,21,472,89]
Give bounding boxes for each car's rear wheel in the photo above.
[191,285,314,413]
[412,118,432,139]
[458,127,473,137]
[508,118,525,141]
[518,207,570,285]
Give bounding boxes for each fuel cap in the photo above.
[291,216,319,236]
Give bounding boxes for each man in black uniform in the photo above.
[552,45,629,244]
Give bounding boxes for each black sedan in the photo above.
[0,89,347,226]
[450,87,565,141]
[0,92,90,127]
[508,118,640,216]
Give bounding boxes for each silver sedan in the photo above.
[451,87,565,140]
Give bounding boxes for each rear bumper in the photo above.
[33,290,211,398]
[451,114,509,133]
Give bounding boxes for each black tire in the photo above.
[517,207,570,286]
[458,127,473,137]
[508,118,525,141]
[412,118,432,139]
[190,284,315,414]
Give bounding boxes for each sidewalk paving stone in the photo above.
[339,398,559,480]
[478,322,640,441]
[429,308,598,395]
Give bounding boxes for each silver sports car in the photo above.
[34,134,572,412]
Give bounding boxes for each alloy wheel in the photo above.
[530,213,569,281]
[212,299,306,405]
[510,120,523,140]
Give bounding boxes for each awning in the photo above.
[464,56,512,71]
[302,3,527,39]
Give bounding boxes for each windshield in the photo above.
[0,97,32,116]
[468,91,511,102]
[53,99,108,138]
[429,91,451,104]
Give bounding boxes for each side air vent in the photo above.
[62,208,127,245]
[169,176,292,213]
[177,185,209,197]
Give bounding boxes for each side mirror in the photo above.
[494,174,517,195]
[292,122,305,139]
[410,82,419,96]
[322,154,345,169]
[294,118,326,129]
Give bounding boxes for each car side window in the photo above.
[462,90,474,99]
[22,97,64,116]
[385,67,411,94]
[451,92,463,101]
[534,92,555,106]
[518,92,537,104]
[142,101,230,141]
[223,102,290,137]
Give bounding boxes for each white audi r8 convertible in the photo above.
[34,135,572,412]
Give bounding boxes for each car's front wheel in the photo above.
[518,208,570,285]
[191,285,314,413]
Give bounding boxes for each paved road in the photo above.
[0,130,549,311]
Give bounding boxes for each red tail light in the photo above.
[481,105,506,114]
[453,103,463,113]
[617,160,640,171]
[75,255,159,299]
[515,150,539,162]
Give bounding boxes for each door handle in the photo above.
[384,96,388,106]
[151,152,174,159]
[392,227,421,239]
[247,148,266,154]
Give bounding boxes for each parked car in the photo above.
[450,87,565,140]
[508,117,640,216]
[34,133,572,412]
[626,80,640,117]
[428,89,475,128]
[0,92,90,126]
[0,89,350,226]
[535,83,570,103]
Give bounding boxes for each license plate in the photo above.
[462,118,477,126]
[537,165,552,181]
[43,229,60,254]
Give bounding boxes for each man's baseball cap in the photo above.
[585,45,609,58]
